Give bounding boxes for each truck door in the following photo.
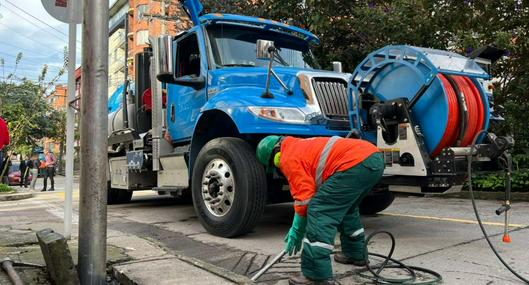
[167,32,206,142]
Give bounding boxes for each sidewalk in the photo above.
[1,180,248,284]
[0,192,247,284]
[0,228,243,285]
[109,233,244,285]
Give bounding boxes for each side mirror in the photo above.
[256,39,276,60]
[174,75,205,90]
[155,35,175,83]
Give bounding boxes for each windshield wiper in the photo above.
[274,50,290,67]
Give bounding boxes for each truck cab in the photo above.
[165,15,351,157]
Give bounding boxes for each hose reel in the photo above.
[350,45,491,158]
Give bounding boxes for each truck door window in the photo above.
[176,33,200,78]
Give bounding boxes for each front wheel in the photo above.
[359,186,395,215]
[192,137,267,238]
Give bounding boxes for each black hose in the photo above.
[357,231,443,284]
[467,130,529,284]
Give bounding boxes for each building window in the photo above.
[136,30,149,46]
[137,4,148,21]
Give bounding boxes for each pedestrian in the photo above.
[256,136,384,285]
[41,149,57,192]
[19,155,30,188]
[29,154,39,191]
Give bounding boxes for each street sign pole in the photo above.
[78,0,109,283]
[64,0,77,240]
[42,0,82,241]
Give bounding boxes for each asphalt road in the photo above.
[110,192,529,284]
[7,178,529,284]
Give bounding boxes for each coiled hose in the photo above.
[358,231,442,284]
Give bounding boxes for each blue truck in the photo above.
[107,0,509,237]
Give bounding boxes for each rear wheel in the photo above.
[107,182,133,204]
[192,137,267,237]
[359,186,395,215]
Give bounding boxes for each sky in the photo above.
[0,0,83,85]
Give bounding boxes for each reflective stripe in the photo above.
[303,238,334,251]
[294,199,311,206]
[315,136,341,187]
[350,228,364,238]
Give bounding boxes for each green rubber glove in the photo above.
[284,213,307,255]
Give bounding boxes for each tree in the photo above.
[0,51,67,157]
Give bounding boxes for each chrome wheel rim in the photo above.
[201,158,235,217]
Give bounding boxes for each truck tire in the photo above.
[107,182,133,205]
[192,137,267,238]
[359,186,395,215]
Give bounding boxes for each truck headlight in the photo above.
[248,107,308,124]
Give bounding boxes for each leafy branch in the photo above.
[0,50,67,156]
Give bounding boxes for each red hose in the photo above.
[453,75,484,146]
[464,76,485,136]
[432,74,486,157]
[432,74,461,157]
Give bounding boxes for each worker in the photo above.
[256,136,384,285]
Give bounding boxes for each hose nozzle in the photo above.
[495,204,511,216]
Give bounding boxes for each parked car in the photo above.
[7,161,33,186]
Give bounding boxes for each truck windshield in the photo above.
[207,23,318,69]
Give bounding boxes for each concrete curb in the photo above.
[0,192,33,201]
[112,254,254,284]
[439,191,529,201]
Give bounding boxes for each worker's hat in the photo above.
[256,135,282,173]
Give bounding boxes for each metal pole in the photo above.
[150,38,162,171]
[78,0,109,283]
[64,0,77,240]
[250,249,286,281]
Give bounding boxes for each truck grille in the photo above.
[312,78,349,120]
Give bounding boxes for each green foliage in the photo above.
[471,169,529,192]
[0,52,67,155]
[0,183,14,193]
[0,81,62,154]
[514,153,529,169]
